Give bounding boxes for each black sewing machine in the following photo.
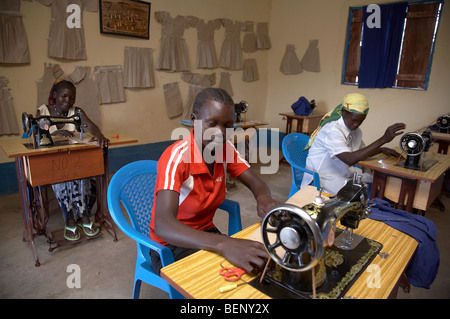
[397,130,436,171]
[234,101,248,123]
[22,111,82,148]
[436,114,450,133]
[251,174,382,299]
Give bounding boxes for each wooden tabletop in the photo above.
[160,187,418,299]
[431,131,450,142]
[417,126,450,142]
[358,150,450,183]
[235,120,269,129]
[279,112,324,119]
[0,131,138,158]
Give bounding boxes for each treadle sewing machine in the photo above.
[234,101,248,123]
[22,111,83,148]
[397,130,437,172]
[436,114,450,133]
[251,174,383,299]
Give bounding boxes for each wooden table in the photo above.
[160,187,418,299]
[417,125,450,155]
[431,131,450,155]
[235,120,268,130]
[0,131,137,266]
[279,112,323,135]
[358,150,450,213]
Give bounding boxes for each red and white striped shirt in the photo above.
[150,130,250,245]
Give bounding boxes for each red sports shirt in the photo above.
[149,130,250,245]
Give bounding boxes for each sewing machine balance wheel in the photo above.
[400,132,426,156]
[22,112,33,134]
[261,204,323,272]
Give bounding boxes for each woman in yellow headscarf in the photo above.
[301,93,406,195]
[305,93,370,150]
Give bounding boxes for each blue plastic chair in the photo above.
[282,133,321,197]
[107,160,243,299]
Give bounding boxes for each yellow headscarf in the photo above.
[304,93,369,150]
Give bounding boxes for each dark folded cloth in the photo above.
[368,198,440,289]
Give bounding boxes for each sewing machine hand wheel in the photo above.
[261,204,323,272]
[400,132,425,156]
[437,114,450,130]
[22,112,32,134]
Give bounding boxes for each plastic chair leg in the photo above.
[169,287,185,299]
[133,279,142,299]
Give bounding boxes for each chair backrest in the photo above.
[108,160,158,239]
[282,133,311,186]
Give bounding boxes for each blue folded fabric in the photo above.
[291,96,313,116]
[368,198,440,289]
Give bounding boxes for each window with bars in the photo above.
[342,1,443,90]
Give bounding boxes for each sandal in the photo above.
[64,225,81,241]
[77,221,100,237]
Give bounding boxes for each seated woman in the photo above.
[37,80,109,241]
[302,93,405,195]
[150,88,280,275]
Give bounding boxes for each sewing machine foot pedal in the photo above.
[47,227,102,252]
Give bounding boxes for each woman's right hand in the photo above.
[220,237,269,275]
[382,123,406,143]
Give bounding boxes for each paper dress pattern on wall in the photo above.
[36,0,98,60]
[0,0,30,64]
[280,40,320,75]
[219,18,245,70]
[194,18,222,69]
[154,11,198,72]
[280,44,303,75]
[123,46,155,88]
[301,40,320,72]
[0,77,20,135]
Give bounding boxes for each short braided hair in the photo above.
[192,88,234,115]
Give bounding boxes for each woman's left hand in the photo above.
[90,135,110,148]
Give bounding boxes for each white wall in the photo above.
[1,0,449,165]
[265,0,450,148]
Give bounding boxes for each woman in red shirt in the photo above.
[150,88,279,275]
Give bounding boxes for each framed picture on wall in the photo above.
[99,0,151,39]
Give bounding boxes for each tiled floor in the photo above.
[0,161,448,299]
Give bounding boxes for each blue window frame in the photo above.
[342,0,444,90]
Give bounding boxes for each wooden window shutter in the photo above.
[344,9,363,84]
[396,3,440,89]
